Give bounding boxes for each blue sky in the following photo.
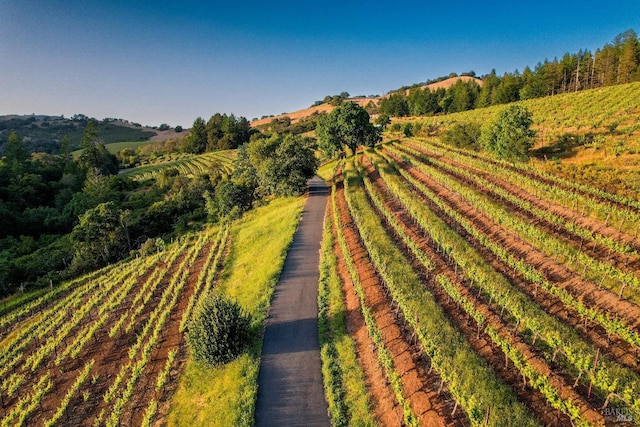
[1,0,639,127]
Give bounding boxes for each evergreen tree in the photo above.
[78,121,119,175]
[186,117,208,154]
[3,131,30,173]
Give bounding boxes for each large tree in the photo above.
[316,102,380,157]
[246,133,318,197]
[70,201,130,270]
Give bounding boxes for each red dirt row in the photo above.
[332,172,465,427]
[394,145,640,373]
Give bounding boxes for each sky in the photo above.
[1,0,639,127]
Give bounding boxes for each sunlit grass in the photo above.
[168,195,305,426]
[317,159,340,182]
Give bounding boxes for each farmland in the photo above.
[0,223,230,426]
[321,137,640,426]
[119,150,236,181]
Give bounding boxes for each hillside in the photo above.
[251,76,482,127]
[0,115,185,155]
[396,81,640,198]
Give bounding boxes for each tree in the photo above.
[186,294,252,366]
[378,92,410,117]
[316,102,381,157]
[246,133,318,197]
[70,202,130,271]
[209,178,254,218]
[442,122,481,149]
[185,117,208,154]
[481,105,535,161]
[3,131,30,170]
[78,121,119,175]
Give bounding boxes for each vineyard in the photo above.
[322,138,640,426]
[398,82,640,199]
[0,223,230,426]
[121,150,236,181]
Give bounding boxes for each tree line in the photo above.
[378,29,640,118]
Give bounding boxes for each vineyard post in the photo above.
[619,282,627,299]
[483,406,490,425]
[588,348,600,398]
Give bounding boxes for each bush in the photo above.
[481,105,535,161]
[442,122,481,149]
[186,294,252,366]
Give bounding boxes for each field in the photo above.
[320,139,640,426]
[0,223,229,426]
[120,150,236,181]
[70,141,157,158]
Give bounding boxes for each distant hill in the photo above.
[251,76,483,127]
[0,115,186,155]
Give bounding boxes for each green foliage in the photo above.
[378,92,410,117]
[439,79,481,113]
[244,133,318,197]
[316,102,380,157]
[185,117,208,154]
[70,202,130,271]
[210,179,254,218]
[441,122,482,149]
[481,105,536,161]
[186,294,252,367]
[402,123,413,137]
[78,121,119,175]
[206,113,251,151]
[3,132,30,172]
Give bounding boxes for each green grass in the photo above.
[317,159,340,182]
[318,201,375,427]
[71,140,156,158]
[167,195,306,427]
[104,140,157,154]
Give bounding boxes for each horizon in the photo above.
[1,0,639,127]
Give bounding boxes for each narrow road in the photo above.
[255,176,331,427]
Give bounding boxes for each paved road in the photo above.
[255,176,331,427]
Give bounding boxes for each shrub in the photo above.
[442,122,481,149]
[186,294,252,366]
[481,105,535,161]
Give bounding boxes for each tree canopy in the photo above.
[315,102,380,157]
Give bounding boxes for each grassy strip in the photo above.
[167,196,305,426]
[318,197,376,427]
[342,158,539,427]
